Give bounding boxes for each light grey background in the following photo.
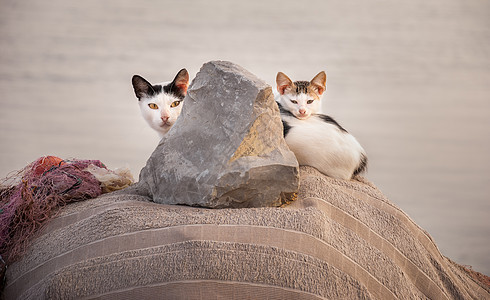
[1,0,488,274]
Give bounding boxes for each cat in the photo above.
[275,71,367,180]
[132,69,189,139]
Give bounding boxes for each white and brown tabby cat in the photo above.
[275,71,367,180]
[132,69,189,139]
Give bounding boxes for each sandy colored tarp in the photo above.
[4,166,489,299]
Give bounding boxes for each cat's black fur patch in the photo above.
[132,74,186,101]
[150,84,161,97]
[317,114,348,133]
[294,81,310,94]
[144,83,185,101]
[278,101,348,136]
[132,75,156,99]
[282,120,292,137]
[277,102,295,118]
[353,153,368,176]
[162,69,188,100]
[277,102,293,137]
[163,82,186,100]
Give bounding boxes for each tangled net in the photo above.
[0,156,134,265]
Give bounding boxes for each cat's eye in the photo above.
[170,101,181,108]
[290,100,298,104]
[307,100,314,104]
[148,103,159,110]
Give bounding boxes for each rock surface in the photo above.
[138,61,299,208]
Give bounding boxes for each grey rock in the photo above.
[138,61,299,208]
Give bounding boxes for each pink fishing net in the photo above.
[0,156,132,264]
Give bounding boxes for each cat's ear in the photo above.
[132,75,155,99]
[310,71,326,95]
[172,68,190,95]
[276,72,293,95]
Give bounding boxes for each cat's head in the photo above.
[276,71,326,120]
[132,69,189,138]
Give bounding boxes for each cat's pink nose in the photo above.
[299,109,306,115]
[161,116,169,122]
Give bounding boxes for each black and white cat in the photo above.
[275,71,367,180]
[132,69,189,139]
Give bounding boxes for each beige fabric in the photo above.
[4,166,489,299]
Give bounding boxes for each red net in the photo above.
[0,156,107,263]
